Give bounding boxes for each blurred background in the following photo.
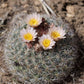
[0,0,84,84]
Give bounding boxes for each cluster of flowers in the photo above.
[20,13,66,50]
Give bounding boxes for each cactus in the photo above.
[4,13,78,84]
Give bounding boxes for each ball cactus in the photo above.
[4,13,78,84]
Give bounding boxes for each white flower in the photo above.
[48,26,66,40]
[39,34,55,50]
[20,27,37,42]
[26,13,42,27]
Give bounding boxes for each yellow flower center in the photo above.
[42,39,51,48]
[24,33,33,41]
[29,18,38,26]
[51,31,60,39]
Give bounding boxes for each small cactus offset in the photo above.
[4,13,78,84]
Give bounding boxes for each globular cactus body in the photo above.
[4,14,78,84]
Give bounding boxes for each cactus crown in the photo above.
[4,13,78,84]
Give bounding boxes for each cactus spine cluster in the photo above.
[4,13,78,84]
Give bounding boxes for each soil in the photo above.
[0,0,84,84]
